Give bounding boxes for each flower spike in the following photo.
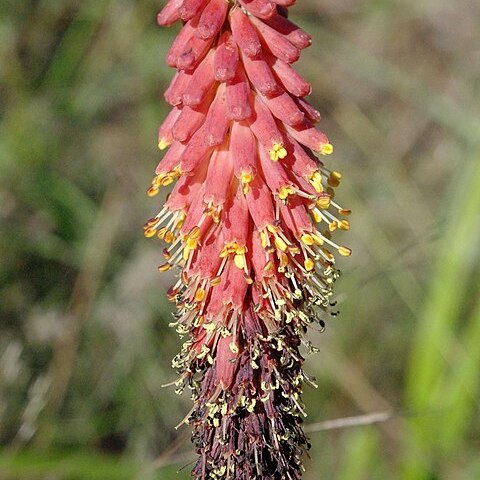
[146,2,351,478]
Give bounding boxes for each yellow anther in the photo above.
[274,236,288,252]
[144,227,157,238]
[266,224,278,234]
[328,171,342,187]
[320,143,334,155]
[203,322,216,333]
[277,147,287,159]
[234,253,245,269]
[241,171,253,183]
[161,175,174,186]
[211,209,221,224]
[269,143,287,161]
[210,276,221,287]
[309,171,323,193]
[246,398,256,412]
[338,246,352,257]
[235,245,246,255]
[339,220,350,230]
[304,258,315,271]
[311,208,322,223]
[280,252,289,268]
[264,260,273,271]
[165,230,175,243]
[260,231,269,248]
[183,246,191,261]
[157,227,167,239]
[152,174,163,187]
[186,237,198,249]
[146,186,159,197]
[158,263,171,272]
[328,221,338,232]
[240,171,253,194]
[317,195,331,210]
[301,233,314,246]
[188,226,201,240]
[311,233,324,245]
[229,342,239,354]
[278,185,295,200]
[323,249,335,261]
[158,138,170,150]
[195,288,206,302]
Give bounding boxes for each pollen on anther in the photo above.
[328,171,342,187]
[147,186,160,197]
[195,288,206,302]
[317,195,331,210]
[234,254,245,269]
[274,236,288,252]
[301,233,314,246]
[158,138,170,150]
[240,171,254,194]
[279,186,295,201]
[320,143,334,155]
[269,143,287,161]
[144,227,157,238]
[304,258,315,271]
[260,231,269,248]
[264,260,273,271]
[338,246,352,257]
[309,171,323,193]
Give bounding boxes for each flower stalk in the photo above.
[146,1,351,478]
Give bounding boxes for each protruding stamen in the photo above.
[338,246,352,257]
[158,138,171,150]
[304,258,315,271]
[320,143,334,155]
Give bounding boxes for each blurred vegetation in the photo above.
[1,0,479,479]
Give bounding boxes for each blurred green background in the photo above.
[1,0,480,479]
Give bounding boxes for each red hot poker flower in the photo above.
[146,2,351,479]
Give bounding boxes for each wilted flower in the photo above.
[145,0,350,478]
